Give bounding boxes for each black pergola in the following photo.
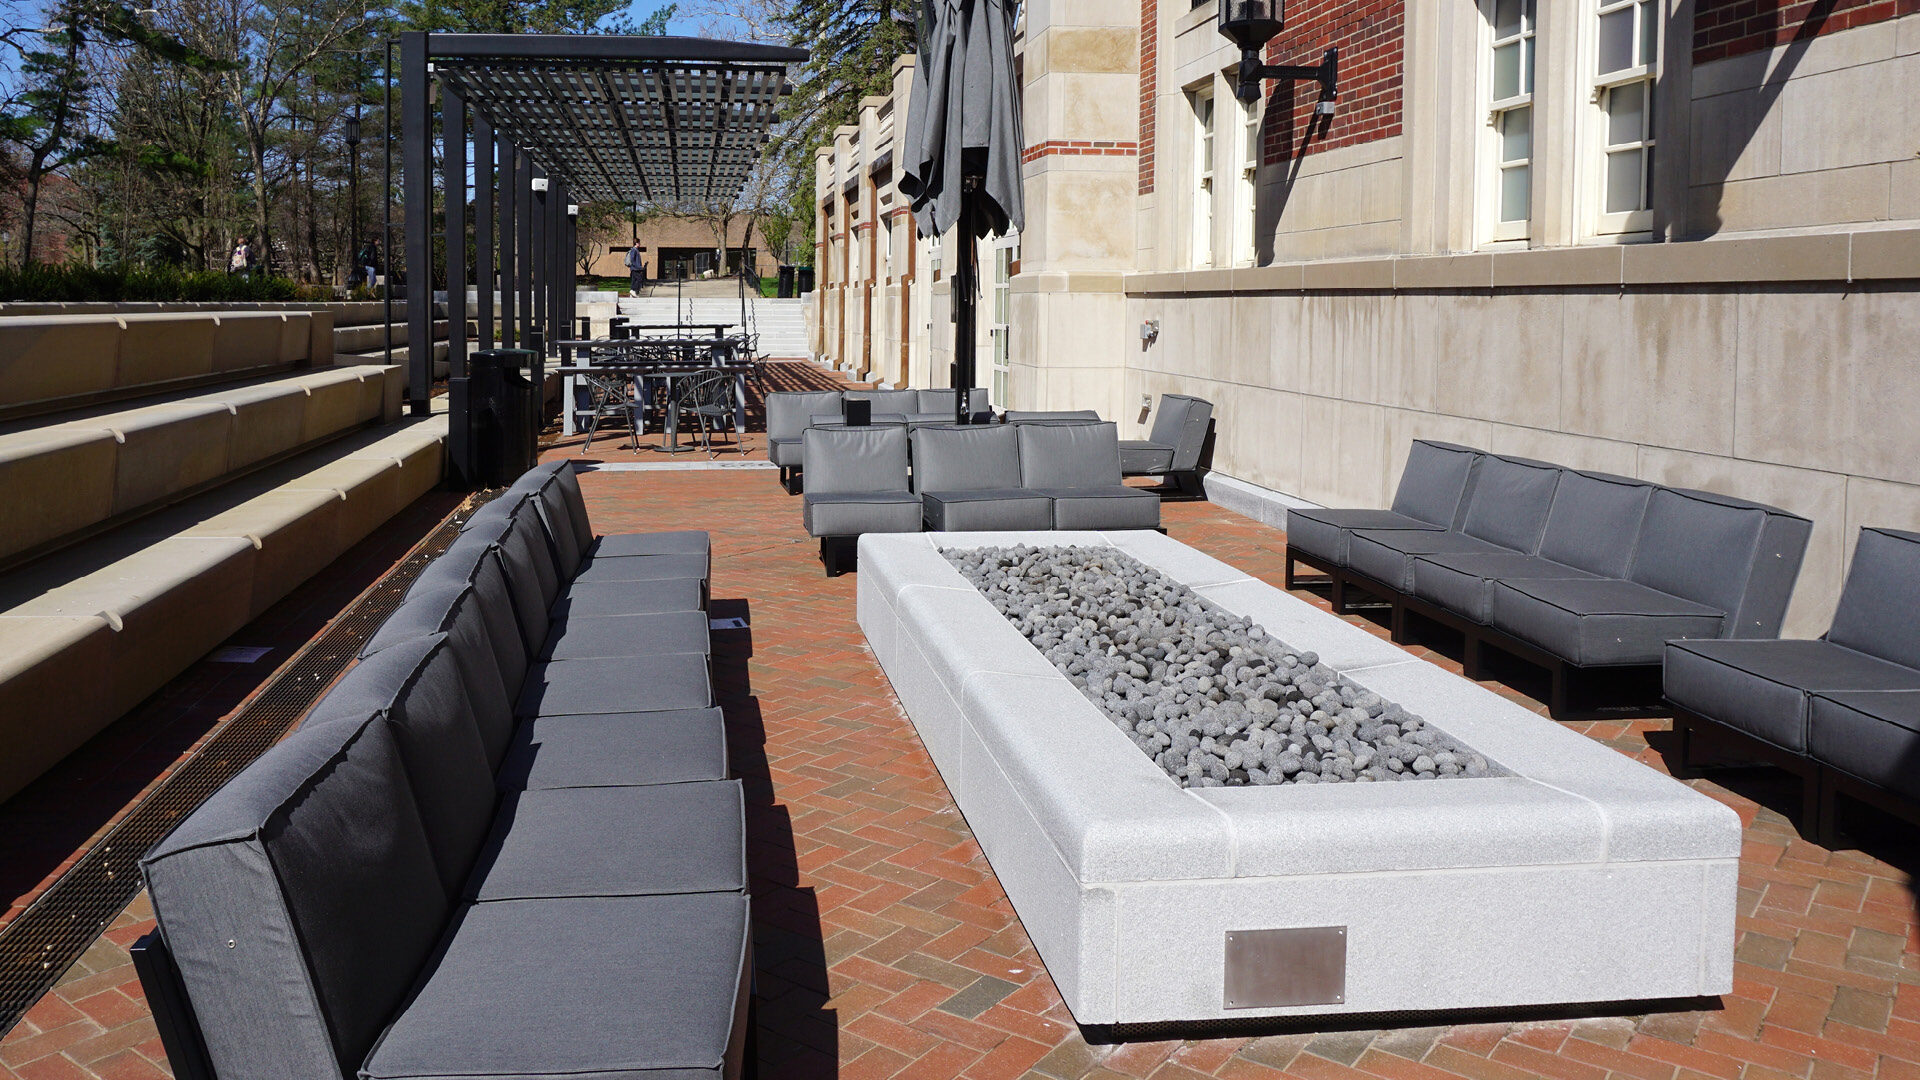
[398,31,806,481]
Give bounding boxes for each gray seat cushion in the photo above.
[465,781,746,901]
[1285,507,1447,566]
[923,489,1055,531]
[143,715,447,1080]
[1118,441,1176,474]
[515,653,714,717]
[1347,529,1510,593]
[1825,527,1920,671]
[767,435,802,467]
[1665,639,1920,754]
[359,894,751,1079]
[587,530,710,561]
[1410,552,1598,624]
[496,708,729,791]
[570,553,711,586]
[539,610,711,662]
[1490,577,1725,666]
[803,490,923,537]
[548,578,706,620]
[1809,690,1920,801]
[1039,486,1163,530]
[306,634,499,896]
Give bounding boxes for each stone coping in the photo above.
[858,530,1739,1023]
[1120,226,1920,295]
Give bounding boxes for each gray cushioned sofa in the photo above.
[1286,441,1812,719]
[1118,393,1214,496]
[1666,526,1920,842]
[766,388,991,494]
[803,424,923,575]
[135,460,752,1080]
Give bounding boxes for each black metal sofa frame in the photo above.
[132,460,751,1080]
[1284,440,1813,720]
[1664,526,1920,845]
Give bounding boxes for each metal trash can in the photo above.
[453,349,539,488]
[777,265,796,299]
[796,265,815,294]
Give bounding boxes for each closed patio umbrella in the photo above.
[900,0,1026,424]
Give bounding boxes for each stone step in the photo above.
[0,412,448,803]
[0,366,404,568]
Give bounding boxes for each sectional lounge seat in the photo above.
[805,421,1162,574]
[1002,409,1101,425]
[765,388,993,493]
[1118,393,1214,496]
[135,459,752,1080]
[1666,527,1920,842]
[1287,441,1812,719]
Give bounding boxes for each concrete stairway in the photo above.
[616,295,810,358]
[0,308,447,804]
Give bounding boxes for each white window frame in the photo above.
[1584,0,1660,236]
[1189,82,1216,267]
[989,231,1018,409]
[1235,86,1261,265]
[1480,0,1537,244]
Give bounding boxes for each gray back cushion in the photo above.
[469,551,530,693]
[528,474,585,581]
[803,424,911,493]
[412,515,508,597]
[916,388,990,414]
[495,510,559,653]
[1147,395,1213,470]
[1018,421,1124,488]
[306,634,498,897]
[1390,440,1481,527]
[911,425,1023,492]
[359,583,516,769]
[1827,527,1920,669]
[143,714,447,1080]
[1537,471,1654,577]
[1628,489,1765,615]
[551,462,594,547]
[1460,457,1562,553]
[846,388,920,413]
[1005,410,1100,423]
[766,390,842,440]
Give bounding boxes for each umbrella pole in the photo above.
[953,185,979,425]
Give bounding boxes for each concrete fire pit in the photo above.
[856,530,1739,1026]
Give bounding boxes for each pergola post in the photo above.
[531,166,547,352]
[446,87,468,380]
[474,112,494,351]
[498,136,516,347]
[400,30,431,415]
[516,152,533,348]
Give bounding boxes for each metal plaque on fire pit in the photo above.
[1224,926,1347,1009]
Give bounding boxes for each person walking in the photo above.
[624,244,646,295]
[229,237,251,278]
[358,237,380,292]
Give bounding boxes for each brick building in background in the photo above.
[584,213,782,282]
[814,0,1920,635]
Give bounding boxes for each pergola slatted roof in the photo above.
[430,34,806,205]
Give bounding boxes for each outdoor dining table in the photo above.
[554,354,753,450]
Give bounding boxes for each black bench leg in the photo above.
[779,467,804,495]
[1668,713,1694,779]
[1389,600,1409,644]
[1812,768,1839,849]
[1329,570,1348,614]
[1548,663,1571,720]
[1461,632,1484,681]
[821,536,857,577]
[131,932,216,1080]
[1171,470,1206,498]
[1284,549,1297,590]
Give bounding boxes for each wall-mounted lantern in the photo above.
[566,204,579,216]
[1216,0,1339,112]
[531,177,549,193]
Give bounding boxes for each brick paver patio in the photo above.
[5,377,1919,1079]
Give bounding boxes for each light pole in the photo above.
[345,107,362,287]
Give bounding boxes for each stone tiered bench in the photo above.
[857,530,1739,1026]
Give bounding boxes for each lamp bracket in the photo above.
[1237,46,1338,108]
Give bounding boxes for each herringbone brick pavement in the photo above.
[6,452,1919,1080]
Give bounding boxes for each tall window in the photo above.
[1237,93,1260,264]
[1592,0,1659,232]
[989,233,1018,408]
[1190,85,1215,267]
[1486,0,1536,241]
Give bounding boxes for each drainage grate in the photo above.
[0,492,496,1037]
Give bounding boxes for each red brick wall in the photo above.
[1693,0,1919,64]
[1261,0,1404,163]
[1139,0,1159,194]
